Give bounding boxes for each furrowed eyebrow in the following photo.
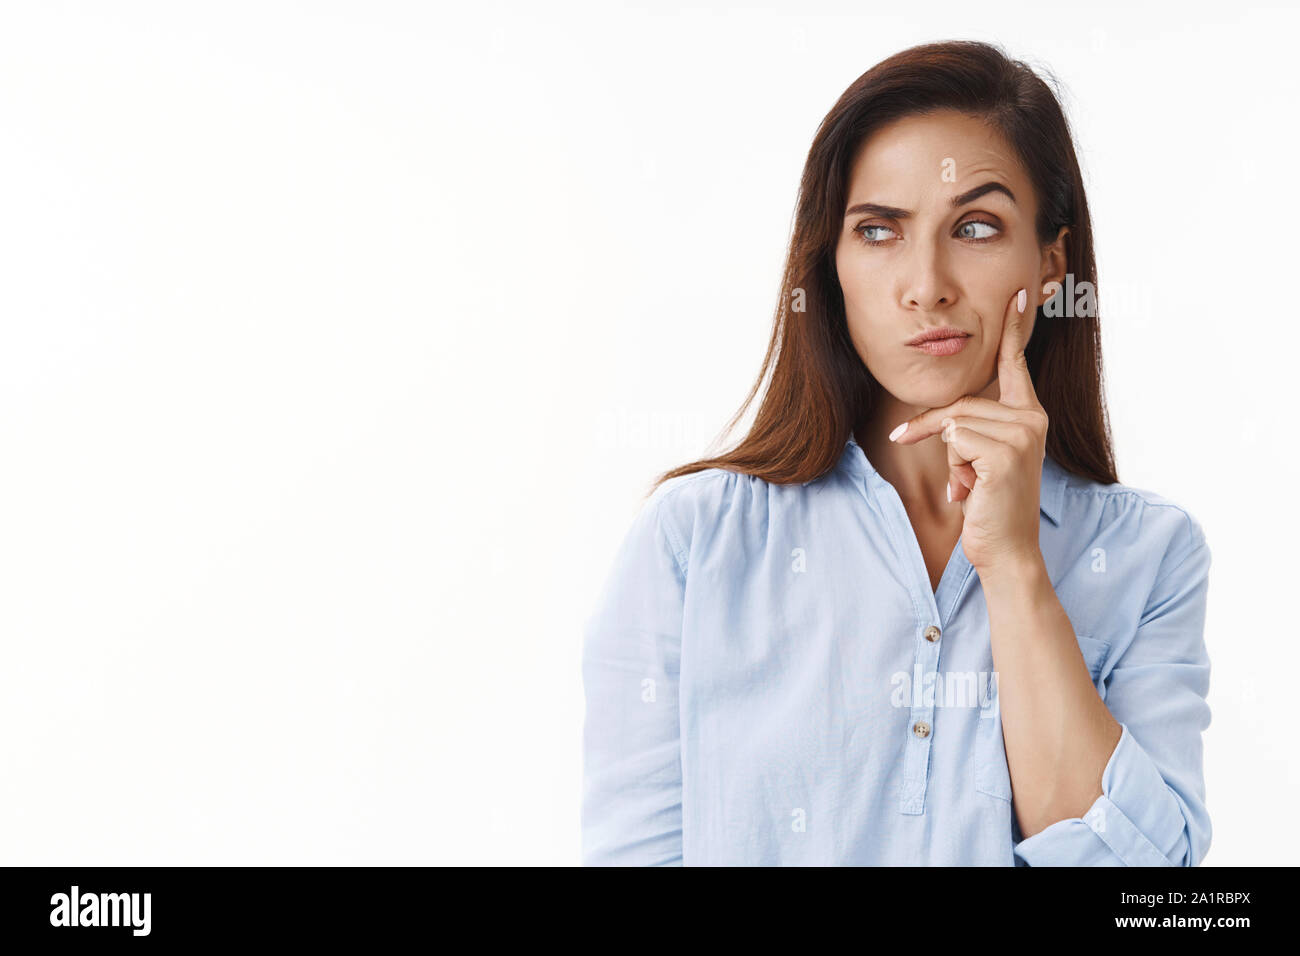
[951,181,1016,207]
[843,181,1016,219]
[843,201,910,219]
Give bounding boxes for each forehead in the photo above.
[845,110,1032,207]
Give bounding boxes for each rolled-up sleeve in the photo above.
[580,492,688,866]
[1014,524,1213,867]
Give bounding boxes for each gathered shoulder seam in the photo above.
[651,469,737,578]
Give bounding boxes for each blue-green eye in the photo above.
[956,219,999,241]
[857,224,898,245]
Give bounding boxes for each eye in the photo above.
[855,223,898,246]
[955,219,1000,242]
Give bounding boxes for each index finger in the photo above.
[996,287,1035,409]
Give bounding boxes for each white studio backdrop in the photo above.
[0,0,1293,865]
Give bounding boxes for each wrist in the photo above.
[975,548,1048,593]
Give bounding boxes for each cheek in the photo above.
[836,248,887,321]
[837,248,911,374]
[834,245,858,299]
[841,287,891,360]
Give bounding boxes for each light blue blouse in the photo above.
[580,433,1212,865]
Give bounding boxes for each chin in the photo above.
[880,376,972,409]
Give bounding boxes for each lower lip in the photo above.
[909,335,970,356]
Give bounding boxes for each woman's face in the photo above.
[834,109,1068,409]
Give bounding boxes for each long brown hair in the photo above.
[648,40,1117,498]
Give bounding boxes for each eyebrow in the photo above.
[843,181,1016,219]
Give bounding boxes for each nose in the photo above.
[899,238,957,311]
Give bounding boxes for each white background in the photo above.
[0,0,1294,865]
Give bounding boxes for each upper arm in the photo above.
[580,493,688,866]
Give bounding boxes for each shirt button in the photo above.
[912,720,931,738]
[924,625,941,642]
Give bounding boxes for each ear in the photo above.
[1038,226,1070,299]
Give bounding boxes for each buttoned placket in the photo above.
[859,461,978,816]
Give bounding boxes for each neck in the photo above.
[857,376,1000,520]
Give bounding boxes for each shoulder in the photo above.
[1051,459,1210,573]
[641,466,778,573]
[650,466,757,511]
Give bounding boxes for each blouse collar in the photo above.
[819,431,1068,527]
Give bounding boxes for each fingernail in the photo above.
[940,417,954,442]
[946,481,952,503]
[1017,288,1027,314]
[888,422,908,441]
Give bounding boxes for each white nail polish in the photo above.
[1017,288,1027,313]
[888,422,908,441]
[946,482,952,503]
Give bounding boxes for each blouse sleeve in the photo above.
[580,492,688,866]
[1014,518,1213,866]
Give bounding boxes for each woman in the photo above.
[580,40,1211,866]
